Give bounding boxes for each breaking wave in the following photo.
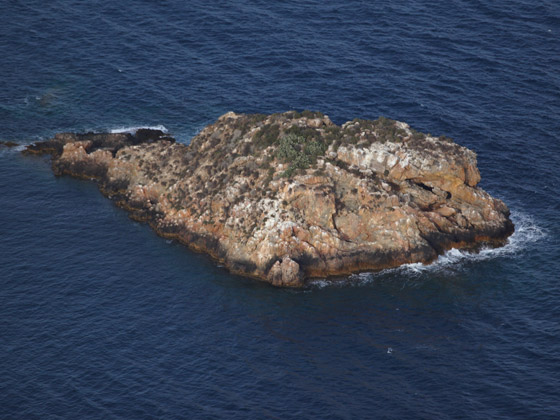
[311,210,545,288]
[109,125,168,134]
[398,210,544,274]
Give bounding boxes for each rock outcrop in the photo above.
[24,111,514,287]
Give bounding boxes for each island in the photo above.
[24,111,514,287]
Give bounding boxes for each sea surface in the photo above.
[1,1,559,418]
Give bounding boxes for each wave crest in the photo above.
[109,125,168,134]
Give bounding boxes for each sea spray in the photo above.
[311,210,545,289]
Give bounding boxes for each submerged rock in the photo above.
[24,111,514,287]
[0,141,19,148]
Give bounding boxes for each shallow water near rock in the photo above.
[1,1,559,418]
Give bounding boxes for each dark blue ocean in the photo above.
[1,1,559,418]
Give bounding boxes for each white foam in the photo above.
[398,211,545,274]
[310,210,545,288]
[109,125,168,134]
[310,279,331,289]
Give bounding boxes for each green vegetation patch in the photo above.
[276,133,328,178]
[253,124,280,148]
[345,116,408,144]
[237,113,268,136]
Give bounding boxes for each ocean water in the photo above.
[1,0,559,418]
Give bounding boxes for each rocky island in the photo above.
[24,111,514,287]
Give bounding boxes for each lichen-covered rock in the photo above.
[24,111,514,287]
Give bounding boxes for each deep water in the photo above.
[1,1,559,418]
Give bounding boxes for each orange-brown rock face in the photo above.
[24,112,514,287]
